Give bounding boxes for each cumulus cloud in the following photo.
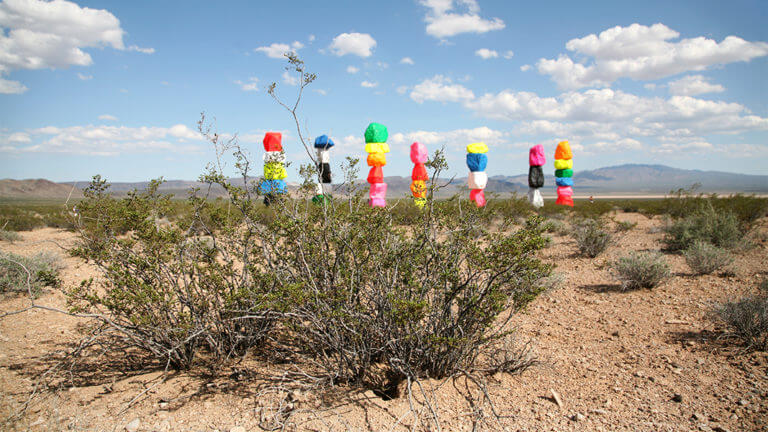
[0,0,153,92]
[282,71,298,86]
[360,80,378,88]
[503,50,514,59]
[475,48,498,59]
[420,0,505,39]
[234,76,258,91]
[400,57,415,65]
[254,41,304,58]
[390,126,508,152]
[537,23,768,89]
[0,124,204,156]
[77,72,92,80]
[410,75,475,103]
[98,114,117,121]
[329,32,376,57]
[346,65,359,74]
[667,75,725,96]
[520,64,531,72]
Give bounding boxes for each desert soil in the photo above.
[1,213,766,431]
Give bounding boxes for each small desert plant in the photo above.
[542,218,567,235]
[614,220,637,232]
[572,219,612,258]
[0,229,22,243]
[716,289,768,351]
[0,251,62,296]
[683,241,733,275]
[662,201,744,251]
[612,252,670,290]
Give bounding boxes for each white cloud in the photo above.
[400,57,415,65]
[98,114,117,121]
[127,45,154,54]
[234,76,259,91]
[390,126,508,152]
[537,23,768,89]
[329,32,376,57]
[282,71,298,86]
[308,34,316,42]
[0,0,150,91]
[644,83,657,91]
[346,65,359,74]
[1,124,204,156]
[0,76,26,93]
[503,50,514,59]
[520,64,531,72]
[667,75,725,96]
[420,0,505,38]
[396,85,409,95]
[410,75,475,103]
[314,89,327,96]
[254,41,304,59]
[475,48,498,59]
[77,72,92,80]
[361,80,378,88]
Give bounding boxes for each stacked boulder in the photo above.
[410,142,428,208]
[313,134,334,205]
[364,122,389,208]
[554,140,574,207]
[528,144,546,208]
[260,132,287,205]
[466,142,488,207]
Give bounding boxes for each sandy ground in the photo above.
[0,215,766,431]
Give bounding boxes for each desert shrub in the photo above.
[612,252,670,290]
[573,200,613,219]
[69,176,279,370]
[614,220,637,232]
[717,293,768,351]
[0,251,62,296]
[543,218,568,235]
[683,241,733,275]
[0,229,22,243]
[572,219,612,258]
[0,202,76,231]
[662,201,744,251]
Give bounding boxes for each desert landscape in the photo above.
[1,193,766,431]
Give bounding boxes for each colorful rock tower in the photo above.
[313,134,334,205]
[410,142,428,208]
[528,144,546,208]
[466,142,488,207]
[364,123,389,208]
[554,140,574,207]
[260,132,287,205]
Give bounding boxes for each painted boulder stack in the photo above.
[466,142,488,207]
[554,140,574,207]
[260,132,287,205]
[364,122,390,208]
[410,142,428,208]
[528,144,546,208]
[313,134,334,205]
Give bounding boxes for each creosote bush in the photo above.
[612,252,670,291]
[0,251,62,296]
[572,219,612,258]
[662,201,744,251]
[68,141,551,393]
[683,241,733,275]
[0,229,22,243]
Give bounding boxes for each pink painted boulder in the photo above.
[369,198,387,208]
[369,182,388,199]
[410,142,428,164]
[529,144,546,166]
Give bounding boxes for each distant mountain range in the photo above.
[2,164,766,200]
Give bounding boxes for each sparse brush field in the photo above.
[0,190,767,431]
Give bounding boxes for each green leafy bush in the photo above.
[572,219,612,258]
[662,202,744,251]
[683,241,733,275]
[612,252,670,290]
[0,251,62,296]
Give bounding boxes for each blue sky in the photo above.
[0,0,767,182]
